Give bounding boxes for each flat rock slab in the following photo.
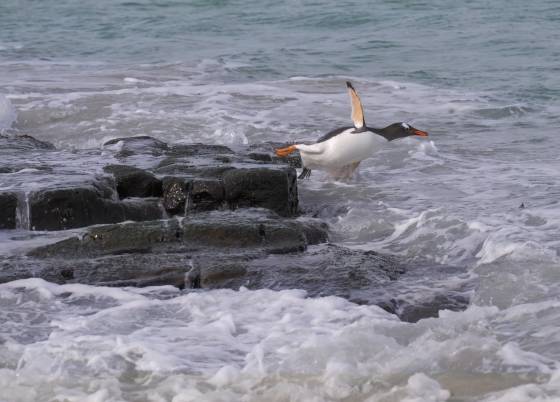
[26,211,328,259]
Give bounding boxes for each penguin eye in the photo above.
[401,123,410,130]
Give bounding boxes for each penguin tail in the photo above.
[275,144,297,158]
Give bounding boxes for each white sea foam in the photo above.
[0,94,16,130]
[0,279,558,401]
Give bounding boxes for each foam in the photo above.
[0,94,16,130]
[1,280,558,401]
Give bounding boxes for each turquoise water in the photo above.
[2,0,560,91]
[2,1,560,401]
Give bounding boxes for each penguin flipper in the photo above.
[346,81,365,130]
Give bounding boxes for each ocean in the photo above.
[1,0,560,400]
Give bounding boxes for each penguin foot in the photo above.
[275,145,297,157]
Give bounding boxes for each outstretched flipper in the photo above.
[346,81,365,130]
[298,167,312,180]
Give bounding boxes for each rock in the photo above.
[27,211,328,258]
[162,177,188,214]
[155,161,234,177]
[187,244,404,296]
[0,134,56,151]
[0,192,18,229]
[182,214,309,253]
[223,168,298,217]
[187,179,225,212]
[29,186,117,231]
[120,198,164,222]
[103,136,169,157]
[246,142,302,168]
[28,219,182,258]
[397,292,471,323]
[28,184,163,231]
[163,176,256,216]
[0,253,190,288]
[104,164,162,199]
[166,143,234,157]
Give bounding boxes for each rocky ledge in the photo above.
[0,133,471,322]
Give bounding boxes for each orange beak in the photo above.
[413,128,428,137]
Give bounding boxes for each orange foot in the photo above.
[275,145,297,157]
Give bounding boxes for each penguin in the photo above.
[275,81,429,179]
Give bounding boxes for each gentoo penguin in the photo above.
[275,81,429,179]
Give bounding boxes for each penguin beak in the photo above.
[412,128,428,137]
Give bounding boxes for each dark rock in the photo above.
[0,253,190,288]
[69,254,191,287]
[0,192,18,229]
[246,142,302,168]
[28,219,182,258]
[155,162,234,178]
[187,179,225,212]
[103,136,169,157]
[120,198,164,222]
[187,255,249,289]
[104,164,162,199]
[223,168,298,217]
[154,160,195,176]
[247,152,273,163]
[0,134,56,151]
[28,184,163,231]
[397,292,471,323]
[163,177,225,215]
[29,186,118,231]
[166,143,234,157]
[27,212,328,258]
[162,177,188,214]
[182,216,308,253]
[188,244,403,295]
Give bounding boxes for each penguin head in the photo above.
[380,122,429,141]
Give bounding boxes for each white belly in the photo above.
[298,129,386,169]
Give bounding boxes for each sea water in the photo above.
[1,0,560,400]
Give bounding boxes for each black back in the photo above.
[316,126,353,143]
[313,122,420,144]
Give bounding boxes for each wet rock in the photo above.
[162,177,188,214]
[397,292,471,323]
[27,211,328,258]
[120,198,164,222]
[182,214,310,253]
[0,253,190,288]
[187,179,225,212]
[166,143,234,157]
[186,255,249,289]
[0,134,56,151]
[28,185,163,231]
[188,245,404,295]
[246,142,302,168]
[223,168,298,217]
[0,192,18,229]
[104,164,162,199]
[103,136,169,157]
[155,161,234,178]
[28,219,182,258]
[29,186,118,231]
